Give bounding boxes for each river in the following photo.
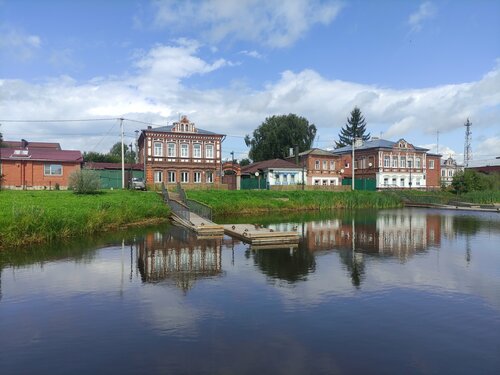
[1,208,499,374]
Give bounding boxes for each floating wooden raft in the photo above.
[223,224,299,245]
[171,212,224,237]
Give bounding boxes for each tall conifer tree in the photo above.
[335,107,370,148]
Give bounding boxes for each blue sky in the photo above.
[1,0,499,163]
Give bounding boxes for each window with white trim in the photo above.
[416,157,421,168]
[315,160,320,170]
[168,171,175,183]
[194,171,201,183]
[392,157,398,168]
[180,144,189,158]
[206,171,213,183]
[400,156,406,168]
[400,178,405,187]
[44,164,62,176]
[154,171,163,183]
[330,160,335,170]
[384,156,390,167]
[181,171,189,183]
[167,143,176,157]
[429,160,435,169]
[193,144,201,158]
[154,142,163,156]
[206,144,214,159]
[322,160,327,170]
[384,177,389,186]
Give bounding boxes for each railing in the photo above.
[161,183,170,202]
[162,183,190,221]
[176,182,187,203]
[187,199,213,221]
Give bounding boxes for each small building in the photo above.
[137,116,225,189]
[440,157,463,186]
[331,137,442,190]
[84,162,144,189]
[466,158,500,174]
[0,139,82,190]
[285,148,344,186]
[240,159,305,189]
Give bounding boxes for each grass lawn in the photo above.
[0,190,169,248]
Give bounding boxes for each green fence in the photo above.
[342,178,377,191]
[241,177,268,190]
[97,170,144,189]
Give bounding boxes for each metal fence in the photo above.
[162,183,190,221]
[187,199,213,221]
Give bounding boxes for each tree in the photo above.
[335,107,370,148]
[451,170,492,194]
[68,169,101,194]
[244,114,316,162]
[83,142,136,164]
[239,158,251,167]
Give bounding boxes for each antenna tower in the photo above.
[463,118,472,167]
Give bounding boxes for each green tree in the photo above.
[244,114,316,162]
[68,169,101,194]
[335,106,370,148]
[451,170,492,194]
[83,143,136,164]
[239,158,251,167]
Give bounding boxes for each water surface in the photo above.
[1,208,499,374]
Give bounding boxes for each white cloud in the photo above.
[152,0,343,48]
[408,1,437,32]
[0,27,41,61]
[239,50,263,59]
[0,41,498,155]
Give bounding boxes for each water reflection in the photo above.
[137,226,223,292]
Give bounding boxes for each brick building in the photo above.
[0,139,82,190]
[331,137,442,189]
[137,116,225,188]
[286,148,344,186]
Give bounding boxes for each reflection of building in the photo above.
[137,227,222,292]
[295,211,441,261]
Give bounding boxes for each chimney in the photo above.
[21,139,28,148]
[147,126,152,130]
[289,148,294,157]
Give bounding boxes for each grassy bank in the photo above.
[186,190,402,216]
[388,189,500,205]
[0,190,170,249]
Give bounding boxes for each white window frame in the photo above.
[392,157,398,168]
[315,160,320,170]
[416,157,421,168]
[154,142,163,157]
[429,160,435,169]
[154,171,163,183]
[330,161,335,170]
[206,171,213,183]
[400,156,406,168]
[44,164,63,176]
[322,160,327,170]
[194,171,201,183]
[181,171,189,183]
[193,143,201,158]
[168,171,175,183]
[167,143,176,157]
[384,156,390,167]
[180,143,189,158]
[205,144,214,159]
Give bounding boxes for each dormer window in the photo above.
[172,115,197,133]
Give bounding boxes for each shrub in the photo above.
[69,169,101,194]
[451,170,493,194]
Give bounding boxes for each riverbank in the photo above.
[0,190,170,249]
[186,190,403,216]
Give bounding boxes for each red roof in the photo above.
[3,140,61,150]
[1,147,82,163]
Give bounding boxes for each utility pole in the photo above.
[230,151,234,164]
[351,138,356,191]
[464,118,472,167]
[120,118,125,189]
[436,130,439,155]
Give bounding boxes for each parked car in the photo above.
[131,177,146,190]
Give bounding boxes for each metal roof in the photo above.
[331,138,428,154]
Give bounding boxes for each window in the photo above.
[392,178,397,186]
[154,171,163,183]
[400,178,405,187]
[407,159,413,169]
[392,157,398,168]
[194,172,201,183]
[400,156,406,168]
[416,157,421,168]
[44,164,62,176]
[354,160,358,169]
[448,170,453,177]
[154,142,163,156]
[167,143,176,157]
[168,171,175,183]
[206,144,214,159]
[315,160,320,170]
[416,178,421,186]
[330,161,335,170]
[330,179,336,185]
[206,171,213,183]
[323,160,327,170]
[314,179,320,185]
[442,170,446,177]
[180,144,189,158]
[193,144,201,158]
[384,177,389,186]
[181,171,189,183]
[384,156,390,167]
[429,160,435,169]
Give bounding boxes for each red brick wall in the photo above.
[1,160,81,189]
[426,155,441,189]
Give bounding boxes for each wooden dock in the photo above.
[222,224,299,245]
[170,211,224,237]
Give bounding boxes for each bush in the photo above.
[451,170,493,194]
[69,169,101,194]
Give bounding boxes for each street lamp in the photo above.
[255,171,260,190]
[408,159,413,189]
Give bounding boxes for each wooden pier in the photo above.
[222,224,299,245]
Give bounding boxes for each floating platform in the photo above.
[171,212,224,237]
[223,224,300,245]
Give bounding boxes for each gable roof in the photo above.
[241,159,302,175]
[297,148,335,157]
[331,138,428,154]
[145,125,222,136]
[3,140,61,150]
[1,147,82,163]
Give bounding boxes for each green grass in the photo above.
[0,190,170,249]
[186,190,402,216]
[388,189,500,205]
[458,190,500,204]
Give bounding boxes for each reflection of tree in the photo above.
[452,216,481,236]
[338,250,365,288]
[252,247,315,283]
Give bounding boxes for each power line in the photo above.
[0,118,117,123]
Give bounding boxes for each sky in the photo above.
[0,0,499,163]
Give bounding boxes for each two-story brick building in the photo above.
[286,148,344,186]
[137,116,225,188]
[331,138,441,189]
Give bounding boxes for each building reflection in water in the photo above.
[136,226,223,293]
